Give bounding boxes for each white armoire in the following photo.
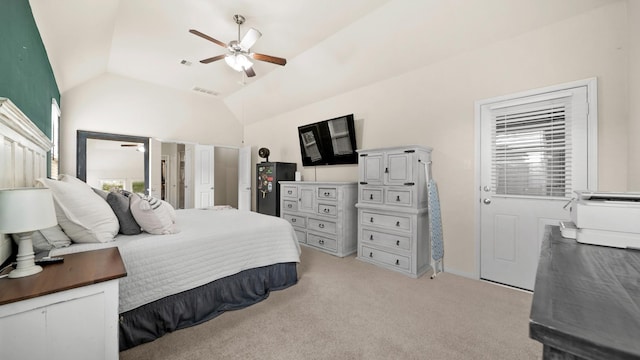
[355,145,433,278]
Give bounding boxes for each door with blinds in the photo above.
[479,83,592,290]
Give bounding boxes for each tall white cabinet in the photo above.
[280,181,358,257]
[356,145,433,278]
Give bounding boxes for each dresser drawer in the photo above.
[317,203,337,216]
[283,213,306,228]
[361,246,410,270]
[308,218,337,234]
[282,185,298,198]
[360,187,383,204]
[361,229,410,250]
[294,229,306,244]
[386,189,412,206]
[283,200,298,212]
[361,211,410,231]
[317,187,337,200]
[308,233,337,252]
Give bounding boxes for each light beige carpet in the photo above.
[120,246,542,360]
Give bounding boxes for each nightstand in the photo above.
[0,248,127,360]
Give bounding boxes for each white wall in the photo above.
[244,2,630,276]
[628,0,640,191]
[59,73,244,176]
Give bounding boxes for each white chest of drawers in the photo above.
[280,181,358,257]
[356,145,433,278]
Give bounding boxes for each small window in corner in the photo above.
[51,98,60,179]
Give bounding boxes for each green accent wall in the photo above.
[0,0,60,138]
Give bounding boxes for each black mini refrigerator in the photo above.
[256,162,296,217]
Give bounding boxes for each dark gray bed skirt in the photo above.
[119,262,298,351]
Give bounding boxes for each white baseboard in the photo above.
[0,235,11,264]
[441,266,478,280]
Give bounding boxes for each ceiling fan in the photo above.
[189,14,287,78]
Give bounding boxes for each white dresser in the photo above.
[0,248,126,360]
[280,181,358,257]
[356,145,433,278]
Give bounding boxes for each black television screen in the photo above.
[298,114,357,166]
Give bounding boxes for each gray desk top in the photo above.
[530,226,640,359]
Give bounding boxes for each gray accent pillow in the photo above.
[107,191,142,235]
[11,225,71,252]
[92,187,109,201]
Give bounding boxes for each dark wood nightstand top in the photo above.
[0,247,127,306]
[530,226,640,359]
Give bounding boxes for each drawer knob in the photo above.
[396,240,400,246]
[370,217,374,223]
[323,208,329,213]
[287,204,292,208]
[369,252,373,258]
[396,221,400,227]
[396,195,401,201]
[288,190,292,194]
[369,194,373,200]
[324,192,330,196]
[369,234,374,240]
[319,239,324,245]
[291,218,296,223]
[319,223,325,228]
[395,259,400,265]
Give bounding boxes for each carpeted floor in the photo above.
[120,246,542,360]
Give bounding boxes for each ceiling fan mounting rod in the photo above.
[234,14,245,42]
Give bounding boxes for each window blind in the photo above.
[491,100,572,198]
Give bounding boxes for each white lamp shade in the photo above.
[0,188,57,234]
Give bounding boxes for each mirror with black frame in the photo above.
[76,130,149,194]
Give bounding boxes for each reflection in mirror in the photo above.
[87,139,145,192]
[77,130,149,194]
[160,142,239,209]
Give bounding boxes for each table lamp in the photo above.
[0,188,57,278]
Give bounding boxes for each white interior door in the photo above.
[478,81,596,290]
[184,144,194,209]
[238,146,251,211]
[194,144,215,208]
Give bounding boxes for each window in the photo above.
[493,104,570,197]
[100,179,125,192]
[50,99,60,179]
[488,89,587,199]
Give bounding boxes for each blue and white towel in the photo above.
[427,178,444,276]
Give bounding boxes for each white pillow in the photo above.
[36,175,119,243]
[130,194,179,235]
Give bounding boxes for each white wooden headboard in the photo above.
[0,97,52,263]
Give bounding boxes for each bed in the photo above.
[0,98,301,350]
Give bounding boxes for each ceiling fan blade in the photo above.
[240,28,261,50]
[200,54,226,64]
[252,53,287,66]
[189,29,227,48]
[244,67,256,78]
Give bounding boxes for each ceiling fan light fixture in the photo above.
[225,53,253,72]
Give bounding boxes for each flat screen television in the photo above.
[298,114,357,166]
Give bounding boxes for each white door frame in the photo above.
[473,78,598,280]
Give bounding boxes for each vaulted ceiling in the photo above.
[29,0,620,124]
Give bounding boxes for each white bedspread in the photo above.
[50,209,301,313]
